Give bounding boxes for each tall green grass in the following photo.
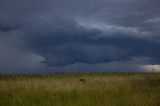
[0,73,160,106]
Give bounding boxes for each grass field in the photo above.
[0,73,160,106]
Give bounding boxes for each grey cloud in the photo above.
[22,19,160,66]
[0,35,46,74]
[0,0,160,73]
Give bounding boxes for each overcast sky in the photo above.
[0,0,160,73]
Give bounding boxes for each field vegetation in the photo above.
[0,73,160,106]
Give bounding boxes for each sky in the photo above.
[0,0,160,73]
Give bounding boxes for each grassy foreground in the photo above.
[0,73,160,106]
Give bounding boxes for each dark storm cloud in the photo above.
[26,20,160,66]
[0,0,160,72]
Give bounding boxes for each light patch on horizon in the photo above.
[142,65,160,72]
